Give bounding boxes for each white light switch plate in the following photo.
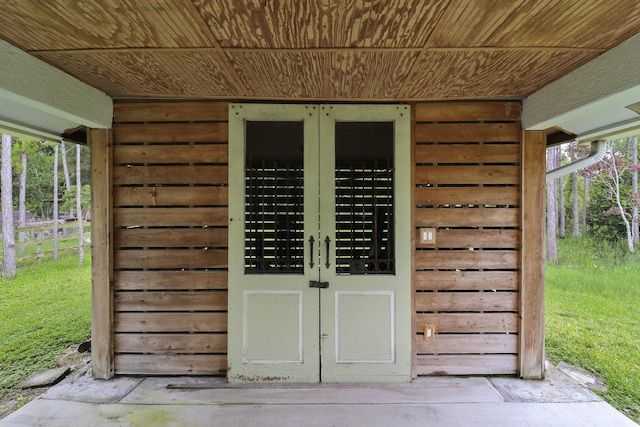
[420,228,436,244]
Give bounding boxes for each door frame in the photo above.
[227,103,412,383]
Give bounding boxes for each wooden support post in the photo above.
[520,130,546,379]
[89,128,114,379]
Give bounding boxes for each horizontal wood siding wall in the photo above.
[110,100,522,377]
[413,101,522,376]
[112,101,229,375]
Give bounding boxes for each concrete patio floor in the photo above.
[0,364,636,427]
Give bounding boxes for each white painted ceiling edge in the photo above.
[523,32,640,143]
[0,39,112,141]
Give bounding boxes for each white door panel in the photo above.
[335,291,395,363]
[243,291,304,363]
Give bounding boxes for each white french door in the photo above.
[228,104,411,383]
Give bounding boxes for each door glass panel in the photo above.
[334,122,394,275]
[245,121,305,274]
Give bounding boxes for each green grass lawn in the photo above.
[0,254,91,398]
[546,238,640,422]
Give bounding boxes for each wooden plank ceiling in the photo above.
[0,0,639,101]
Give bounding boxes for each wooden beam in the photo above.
[546,127,576,147]
[520,130,546,379]
[89,128,114,379]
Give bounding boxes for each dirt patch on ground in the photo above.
[0,345,91,420]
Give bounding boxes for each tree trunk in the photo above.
[53,144,59,260]
[604,142,635,253]
[76,144,84,265]
[61,140,73,218]
[632,135,638,244]
[572,171,580,237]
[546,146,559,263]
[558,175,566,238]
[2,134,16,278]
[614,182,635,253]
[569,142,581,238]
[582,177,589,234]
[61,140,72,190]
[18,147,27,254]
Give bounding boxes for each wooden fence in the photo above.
[3,220,90,264]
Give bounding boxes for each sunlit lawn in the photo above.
[0,254,91,398]
[546,238,640,422]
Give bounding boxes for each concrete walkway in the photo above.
[1,365,636,427]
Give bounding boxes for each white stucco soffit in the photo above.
[0,39,112,140]
[522,32,640,142]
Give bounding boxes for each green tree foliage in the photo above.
[561,175,585,232]
[13,144,57,218]
[558,142,592,235]
[586,173,631,242]
[61,184,91,217]
[12,138,41,175]
[583,139,639,247]
[5,141,90,219]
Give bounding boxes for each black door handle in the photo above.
[308,235,315,268]
[324,236,331,269]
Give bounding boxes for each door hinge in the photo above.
[309,280,329,289]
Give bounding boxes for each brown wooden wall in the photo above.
[413,101,522,376]
[112,101,229,375]
[109,100,523,376]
